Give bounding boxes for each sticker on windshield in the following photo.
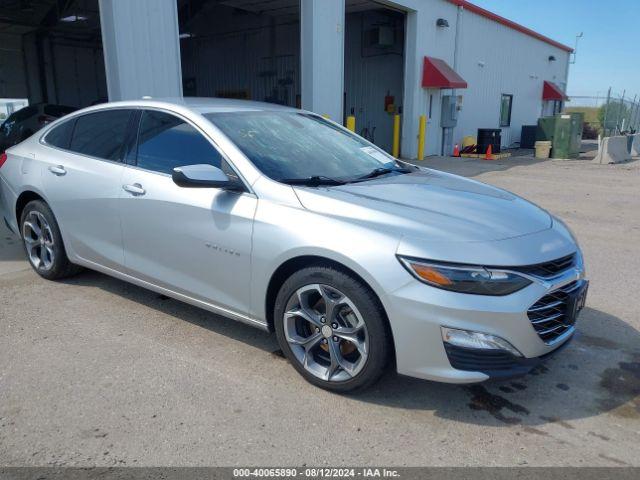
[360,146,392,164]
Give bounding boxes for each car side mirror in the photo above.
[172,164,244,191]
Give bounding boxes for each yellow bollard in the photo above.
[417,115,427,160]
[346,116,356,132]
[392,114,401,158]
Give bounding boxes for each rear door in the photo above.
[119,109,256,316]
[40,109,134,270]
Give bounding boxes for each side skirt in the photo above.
[73,257,270,331]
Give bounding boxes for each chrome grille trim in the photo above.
[527,280,585,344]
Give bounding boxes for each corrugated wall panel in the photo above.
[344,9,405,153]
[0,33,28,99]
[180,5,300,106]
[454,9,570,148]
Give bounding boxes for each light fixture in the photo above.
[179,33,194,39]
[548,55,557,62]
[60,15,88,22]
[441,327,523,357]
[436,18,449,28]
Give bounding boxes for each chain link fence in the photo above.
[565,88,640,139]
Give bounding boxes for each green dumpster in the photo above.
[536,113,583,159]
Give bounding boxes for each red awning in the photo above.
[422,56,467,89]
[542,81,568,101]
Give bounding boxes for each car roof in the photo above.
[87,97,301,115]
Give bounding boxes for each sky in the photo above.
[471,0,640,101]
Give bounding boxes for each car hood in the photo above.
[293,170,552,242]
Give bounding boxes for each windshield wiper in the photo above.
[279,175,346,186]
[353,166,413,182]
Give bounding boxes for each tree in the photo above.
[598,101,629,131]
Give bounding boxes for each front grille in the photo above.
[514,253,576,279]
[527,280,583,344]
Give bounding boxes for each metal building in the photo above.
[0,0,571,159]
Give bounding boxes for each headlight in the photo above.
[398,256,532,296]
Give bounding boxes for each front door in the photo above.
[119,109,256,316]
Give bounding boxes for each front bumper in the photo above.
[384,259,587,384]
[443,333,573,380]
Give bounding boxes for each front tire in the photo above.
[274,266,391,392]
[20,200,82,280]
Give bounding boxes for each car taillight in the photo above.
[0,152,7,168]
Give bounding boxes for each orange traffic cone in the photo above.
[453,143,460,157]
[484,144,492,160]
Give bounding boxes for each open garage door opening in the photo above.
[0,0,107,111]
[178,0,300,108]
[345,0,406,154]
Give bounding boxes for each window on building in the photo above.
[136,110,222,175]
[69,110,132,161]
[500,94,513,127]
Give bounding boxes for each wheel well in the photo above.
[265,256,392,337]
[15,191,45,225]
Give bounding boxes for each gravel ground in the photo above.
[0,150,639,467]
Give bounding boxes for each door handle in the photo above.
[123,183,146,196]
[48,165,66,176]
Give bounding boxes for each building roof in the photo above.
[446,0,573,53]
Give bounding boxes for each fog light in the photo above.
[441,327,522,357]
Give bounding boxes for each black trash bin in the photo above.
[477,128,501,154]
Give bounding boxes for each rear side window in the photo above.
[69,110,132,161]
[44,119,76,149]
[13,106,38,122]
[135,110,222,174]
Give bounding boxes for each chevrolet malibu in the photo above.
[0,98,587,392]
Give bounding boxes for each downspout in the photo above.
[450,4,463,154]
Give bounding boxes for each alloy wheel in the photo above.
[22,210,55,271]
[283,284,369,382]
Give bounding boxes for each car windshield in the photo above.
[204,111,407,184]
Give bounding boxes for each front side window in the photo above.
[135,110,222,174]
[69,109,132,161]
[204,111,402,182]
[500,94,513,127]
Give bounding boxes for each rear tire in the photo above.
[20,200,83,280]
[274,265,391,393]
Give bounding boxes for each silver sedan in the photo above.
[0,98,587,392]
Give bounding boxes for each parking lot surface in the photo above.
[1,152,639,467]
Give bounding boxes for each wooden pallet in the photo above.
[459,152,512,160]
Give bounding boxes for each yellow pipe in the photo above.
[346,115,356,132]
[392,114,401,157]
[417,115,427,160]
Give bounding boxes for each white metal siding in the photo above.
[454,8,570,148]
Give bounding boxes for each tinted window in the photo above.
[136,110,222,174]
[13,106,38,122]
[45,119,76,149]
[44,105,76,117]
[69,110,132,160]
